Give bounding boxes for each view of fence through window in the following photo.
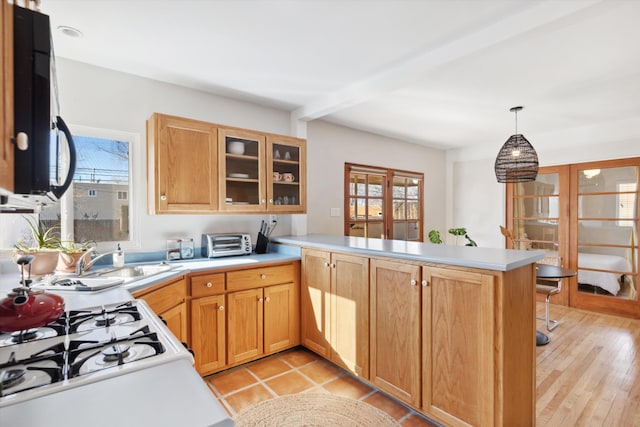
[41,135,130,243]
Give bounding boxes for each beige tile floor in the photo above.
[204,347,438,426]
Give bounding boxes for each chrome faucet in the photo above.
[75,248,123,276]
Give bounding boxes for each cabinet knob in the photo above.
[261,199,266,204]
[218,305,224,311]
[269,198,274,203]
[16,132,29,151]
[422,280,428,287]
[330,263,336,268]
[260,274,267,279]
[323,262,329,267]
[258,297,264,302]
[160,195,167,201]
[410,279,417,286]
[206,282,212,288]
[265,297,271,302]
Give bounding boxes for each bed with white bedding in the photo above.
[577,252,631,296]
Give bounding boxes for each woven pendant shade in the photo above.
[494,107,538,183]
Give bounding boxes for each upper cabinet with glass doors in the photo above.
[218,129,306,213]
[218,128,266,212]
[267,135,306,213]
[148,113,306,214]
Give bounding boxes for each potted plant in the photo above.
[13,217,62,276]
[57,240,96,273]
[428,227,477,247]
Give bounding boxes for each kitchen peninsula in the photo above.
[272,234,544,427]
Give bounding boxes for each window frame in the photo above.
[344,163,424,241]
[57,124,141,251]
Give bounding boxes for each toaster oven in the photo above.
[201,233,252,258]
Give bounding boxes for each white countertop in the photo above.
[272,234,544,271]
[0,359,233,427]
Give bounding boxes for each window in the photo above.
[618,182,637,227]
[345,163,424,241]
[40,130,133,244]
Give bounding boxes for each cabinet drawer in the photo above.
[227,264,294,291]
[134,277,186,314]
[191,273,225,297]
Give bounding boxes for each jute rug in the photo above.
[233,393,401,426]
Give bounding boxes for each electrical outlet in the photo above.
[269,214,278,225]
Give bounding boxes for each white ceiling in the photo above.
[40,0,640,151]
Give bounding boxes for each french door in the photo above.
[507,158,639,318]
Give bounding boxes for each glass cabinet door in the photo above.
[218,128,265,211]
[267,136,306,212]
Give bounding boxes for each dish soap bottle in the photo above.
[113,244,125,268]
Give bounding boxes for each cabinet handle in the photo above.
[160,195,167,201]
[265,297,271,302]
[410,279,417,286]
[206,282,212,288]
[422,280,428,287]
[260,274,267,279]
[16,132,29,151]
[218,305,224,311]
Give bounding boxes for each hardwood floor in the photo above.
[203,301,640,426]
[536,301,640,426]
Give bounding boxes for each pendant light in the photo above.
[494,106,538,183]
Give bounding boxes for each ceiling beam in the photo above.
[291,0,602,122]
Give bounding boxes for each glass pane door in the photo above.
[347,172,385,239]
[508,166,570,306]
[571,163,639,315]
[392,175,422,241]
[219,129,265,211]
[267,136,305,212]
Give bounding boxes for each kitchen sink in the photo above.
[92,262,178,281]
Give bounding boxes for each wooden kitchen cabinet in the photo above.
[0,0,13,193]
[190,272,226,375]
[191,293,226,375]
[421,266,495,427]
[218,129,306,213]
[218,127,265,212]
[369,258,421,407]
[300,249,369,377]
[147,113,219,214]
[227,264,300,366]
[266,135,306,213]
[147,113,306,214]
[133,275,188,342]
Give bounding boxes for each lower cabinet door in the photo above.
[300,249,331,357]
[160,303,188,343]
[330,253,369,379]
[264,283,300,354]
[228,288,264,365]
[369,258,421,407]
[191,294,226,375]
[422,266,495,427]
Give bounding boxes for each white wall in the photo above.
[18,58,296,253]
[447,125,640,248]
[1,58,447,255]
[306,120,446,238]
